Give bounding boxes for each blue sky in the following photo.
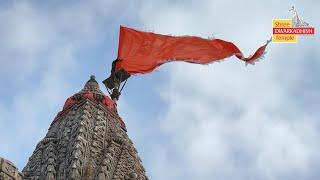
[0,0,319,179]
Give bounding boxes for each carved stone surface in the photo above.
[0,157,23,180]
[21,76,148,180]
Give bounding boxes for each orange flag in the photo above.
[115,26,270,74]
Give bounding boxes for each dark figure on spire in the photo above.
[103,59,130,101]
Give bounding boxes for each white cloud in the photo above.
[136,0,320,179]
[1,1,319,179]
[0,0,138,170]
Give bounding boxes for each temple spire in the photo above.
[21,75,147,179]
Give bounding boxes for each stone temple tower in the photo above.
[21,75,147,180]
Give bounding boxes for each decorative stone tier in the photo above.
[0,157,23,180]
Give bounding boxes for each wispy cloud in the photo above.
[0,0,139,170]
[133,0,320,179]
[0,1,319,180]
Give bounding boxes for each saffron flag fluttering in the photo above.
[114,26,271,74]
